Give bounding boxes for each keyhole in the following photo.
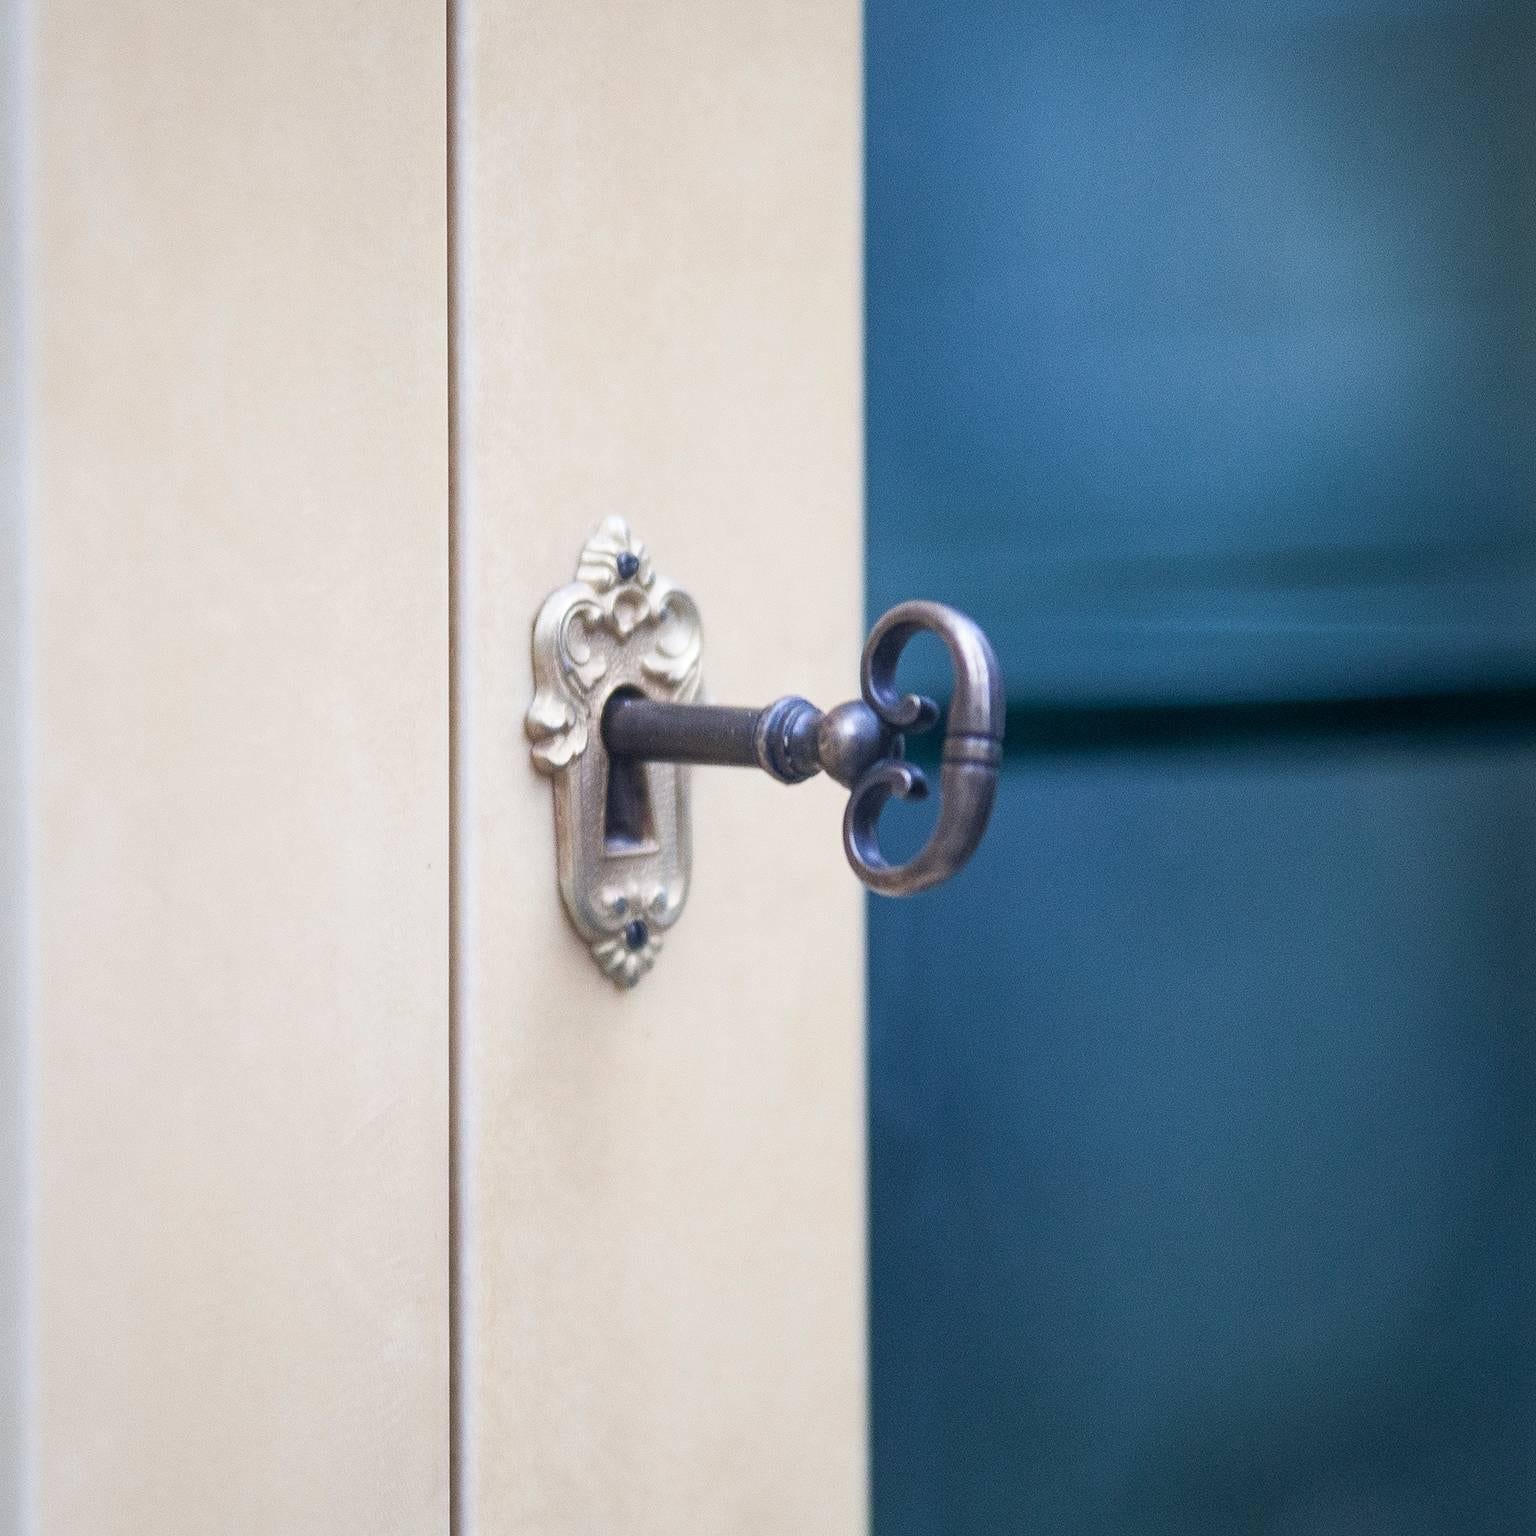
[603,689,658,854]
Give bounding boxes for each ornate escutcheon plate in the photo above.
[525,518,701,987]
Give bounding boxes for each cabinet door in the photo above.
[5,2,867,1532]
[451,2,867,1531]
[3,0,450,1529]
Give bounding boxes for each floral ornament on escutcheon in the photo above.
[526,517,700,774]
[589,881,677,987]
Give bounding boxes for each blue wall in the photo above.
[867,0,1536,704]
[866,3,1536,1531]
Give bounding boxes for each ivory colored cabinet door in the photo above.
[3,0,865,1530]
[2,0,449,1532]
[451,2,868,1532]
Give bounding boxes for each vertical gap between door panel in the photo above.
[447,0,475,1528]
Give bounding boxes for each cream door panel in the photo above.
[5,0,450,1529]
[453,2,868,1531]
[1,0,24,1514]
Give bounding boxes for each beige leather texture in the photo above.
[452,2,868,1531]
[11,0,450,1529]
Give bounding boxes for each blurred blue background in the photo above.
[865,3,1536,1532]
